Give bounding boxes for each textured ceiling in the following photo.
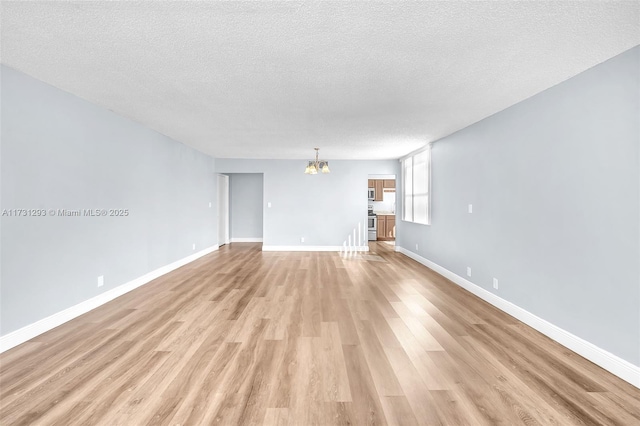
[1,1,639,160]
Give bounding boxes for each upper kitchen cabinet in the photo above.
[374,180,384,201]
[368,178,395,201]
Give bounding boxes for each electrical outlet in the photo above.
[415,244,419,250]
[208,202,212,208]
[301,237,305,243]
[468,204,473,213]
[466,267,472,277]
[268,202,272,208]
[97,275,104,287]
[192,243,196,250]
[493,278,499,289]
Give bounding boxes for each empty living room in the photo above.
[1,1,639,425]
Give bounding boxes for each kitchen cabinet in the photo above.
[374,180,384,201]
[386,216,395,238]
[368,179,395,201]
[377,216,386,238]
[376,215,395,240]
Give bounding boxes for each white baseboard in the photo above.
[262,245,370,252]
[0,245,219,353]
[230,238,263,243]
[395,246,640,389]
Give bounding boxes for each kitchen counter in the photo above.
[374,211,395,216]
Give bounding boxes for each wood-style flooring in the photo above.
[1,242,639,425]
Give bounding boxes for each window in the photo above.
[402,145,430,224]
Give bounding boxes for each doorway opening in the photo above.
[217,174,229,247]
[367,174,396,248]
[227,173,264,244]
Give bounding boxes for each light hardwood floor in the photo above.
[1,242,639,425]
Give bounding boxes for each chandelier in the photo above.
[304,148,330,174]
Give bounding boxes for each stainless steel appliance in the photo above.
[367,204,377,241]
[367,187,375,200]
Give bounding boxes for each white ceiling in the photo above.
[1,1,639,160]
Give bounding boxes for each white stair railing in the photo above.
[340,218,369,256]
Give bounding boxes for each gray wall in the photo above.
[228,173,264,239]
[217,159,399,247]
[1,66,217,336]
[396,46,640,365]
